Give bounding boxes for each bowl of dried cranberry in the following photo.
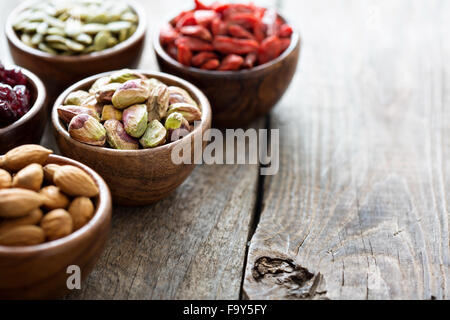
[0,64,47,154]
[154,0,300,128]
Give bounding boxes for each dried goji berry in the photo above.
[253,19,266,42]
[226,12,259,29]
[194,0,210,10]
[160,24,179,45]
[218,54,244,71]
[177,44,193,66]
[180,25,213,42]
[211,17,228,36]
[228,24,255,39]
[243,52,258,68]
[259,35,282,64]
[201,59,220,70]
[194,10,218,27]
[176,11,197,30]
[167,44,178,60]
[192,52,218,67]
[262,10,279,36]
[176,36,214,51]
[213,36,259,55]
[279,24,293,38]
[280,38,291,52]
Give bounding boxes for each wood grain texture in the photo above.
[244,0,450,300]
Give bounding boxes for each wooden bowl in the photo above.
[5,0,147,101]
[0,66,47,154]
[52,70,212,206]
[0,154,112,300]
[153,18,301,128]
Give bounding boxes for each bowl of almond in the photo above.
[0,144,112,299]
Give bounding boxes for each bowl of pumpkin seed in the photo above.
[5,0,147,98]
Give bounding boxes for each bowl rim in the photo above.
[5,0,147,62]
[51,69,212,156]
[0,154,112,255]
[0,65,46,133]
[153,11,301,77]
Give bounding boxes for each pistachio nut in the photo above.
[139,120,167,148]
[112,79,151,109]
[165,112,191,143]
[64,90,91,106]
[80,95,103,115]
[68,114,106,146]
[90,76,111,94]
[104,119,139,150]
[168,103,202,123]
[165,112,190,131]
[110,69,146,83]
[58,105,100,123]
[168,86,198,109]
[101,104,123,122]
[122,104,148,138]
[147,82,170,120]
[95,82,121,103]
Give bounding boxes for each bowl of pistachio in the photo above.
[5,0,146,99]
[52,69,212,206]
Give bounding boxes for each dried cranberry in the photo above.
[0,84,20,124]
[14,85,31,116]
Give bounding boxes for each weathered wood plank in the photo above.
[0,0,264,299]
[244,0,450,300]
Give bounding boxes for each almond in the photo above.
[0,169,12,189]
[12,163,44,191]
[39,186,70,210]
[40,209,73,241]
[54,165,99,197]
[2,145,52,172]
[43,164,61,183]
[68,197,95,230]
[0,209,43,233]
[0,188,45,218]
[0,225,46,246]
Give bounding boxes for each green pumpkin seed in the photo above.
[23,22,40,33]
[47,27,65,36]
[121,12,138,23]
[47,41,69,51]
[75,33,93,45]
[36,22,48,35]
[20,34,33,47]
[93,30,111,51]
[31,33,43,45]
[64,38,85,52]
[65,19,82,37]
[38,42,57,54]
[82,23,106,34]
[107,21,132,33]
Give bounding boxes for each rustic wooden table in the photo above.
[1,0,449,300]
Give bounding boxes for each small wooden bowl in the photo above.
[52,70,212,206]
[0,67,47,154]
[5,0,147,101]
[153,17,301,128]
[0,154,112,300]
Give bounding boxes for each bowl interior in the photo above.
[0,66,46,132]
[0,154,111,255]
[5,0,147,62]
[52,70,212,156]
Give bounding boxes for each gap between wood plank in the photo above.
[239,114,271,300]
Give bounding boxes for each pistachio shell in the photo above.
[165,112,190,130]
[64,90,91,106]
[90,76,112,93]
[110,69,146,83]
[139,120,167,148]
[112,79,151,109]
[168,103,202,123]
[95,82,121,103]
[123,104,148,138]
[101,105,123,121]
[104,119,139,150]
[148,83,170,119]
[58,105,100,123]
[168,86,199,109]
[68,114,106,146]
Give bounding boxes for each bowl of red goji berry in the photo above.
[154,0,300,128]
[0,64,47,154]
